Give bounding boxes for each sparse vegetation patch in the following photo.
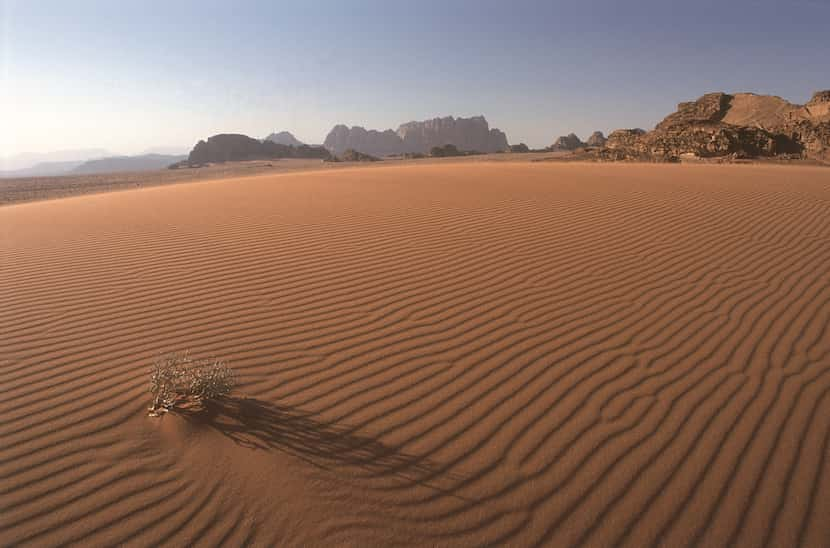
[149,351,235,416]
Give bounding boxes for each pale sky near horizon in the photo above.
[2,0,829,159]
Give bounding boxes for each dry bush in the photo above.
[149,351,235,416]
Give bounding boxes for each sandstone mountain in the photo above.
[186,134,330,165]
[585,131,607,147]
[323,116,508,157]
[264,131,305,147]
[396,116,508,155]
[604,90,830,161]
[550,133,585,151]
[324,126,403,158]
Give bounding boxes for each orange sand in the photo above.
[1,162,829,546]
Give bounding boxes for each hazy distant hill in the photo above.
[72,154,187,174]
[324,116,509,157]
[1,149,109,172]
[0,160,86,178]
[264,131,304,147]
[141,146,189,156]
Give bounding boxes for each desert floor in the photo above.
[1,162,829,547]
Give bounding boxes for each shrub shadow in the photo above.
[175,397,446,483]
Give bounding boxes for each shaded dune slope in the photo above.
[1,163,829,546]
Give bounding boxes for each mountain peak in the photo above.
[264,131,305,147]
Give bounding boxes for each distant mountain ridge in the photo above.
[324,115,509,157]
[71,154,187,174]
[0,153,189,178]
[0,161,86,178]
[1,148,110,172]
[184,134,330,165]
[264,131,305,147]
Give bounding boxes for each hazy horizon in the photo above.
[2,0,829,162]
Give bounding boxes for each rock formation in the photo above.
[397,116,508,155]
[585,131,607,147]
[324,125,403,158]
[323,116,509,157]
[187,134,330,165]
[264,131,304,147]
[601,90,830,162]
[550,133,585,151]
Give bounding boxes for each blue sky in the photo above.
[2,0,829,156]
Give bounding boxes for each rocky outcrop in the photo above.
[656,92,731,130]
[323,116,509,157]
[551,133,585,151]
[606,129,647,149]
[601,90,830,162]
[397,116,508,155]
[187,134,330,165]
[264,131,304,147]
[603,129,650,160]
[585,131,607,147]
[323,125,403,157]
[805,91,830,119]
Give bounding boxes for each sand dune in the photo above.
[1,162,829,547]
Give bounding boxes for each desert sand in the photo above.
[1,162,829,547]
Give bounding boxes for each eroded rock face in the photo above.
[397,116,508,154]
[323,116,509,156]
[551,133,585,151]
[602,90,830,161]
[323,125,403,158]
[585,131,607,147]
[783,120,830,160]
[807,90,830,106]
[647,124,781,158]
[656,93,732,130]
[804,90,830,120]
[606,129,647,150]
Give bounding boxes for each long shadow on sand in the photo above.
[175,397,449,484]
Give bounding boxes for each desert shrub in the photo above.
[186,359,235,400]
[149,351,235,415]
[338,149,380,162]
[430,144,461,157]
